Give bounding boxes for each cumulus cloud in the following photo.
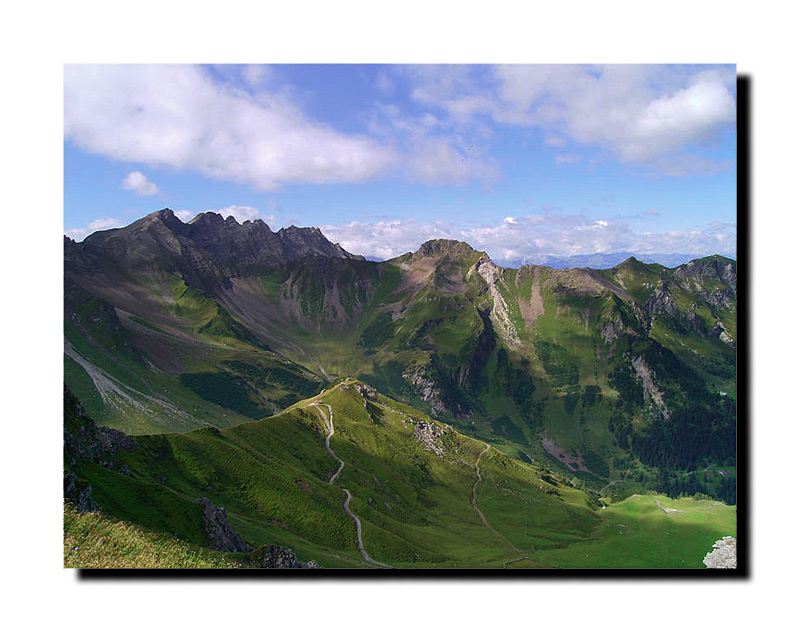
[65,217,125,241]
[121,171,160,196]
[321,219,454,261]
[368,100,498,186]
[405,136,499,185]
[65,65,397,190]
[406,64,736,176]
[174,209,196,222]
[320,212,735,265]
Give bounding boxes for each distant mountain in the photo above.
[514,252,736,270]
[65,208,361,296]
[64,212,737,507]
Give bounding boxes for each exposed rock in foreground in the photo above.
[246,545,320,569]
[64,472,98,513]
[703,536,736,568]
[193,497,253,553]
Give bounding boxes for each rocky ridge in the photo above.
[193,497,253,553]
[246,545,320,569]
[65,208,362,294]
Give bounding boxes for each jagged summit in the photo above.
[75,208,359,259]
[65,208,364,296]
[674,254,737,288]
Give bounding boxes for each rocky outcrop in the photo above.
[708,322,735,345]
[632,356,670,420]
[674,257,736,291]
[601,315,624,344]
[403,366,448,415]
[355,383,379,401]
[63,385,138,472]
[95,427,140,454]
[63,471,98,513]
[644,284,677,318]
[193,497,253,553]
[413,420,447,457]
[246,545,320,569]
[703,536,736,569]
[468,255,521,348]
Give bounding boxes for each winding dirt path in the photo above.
[471,443,521,555]
[312,403,345,484]
[308,400,392,568]
[342,489,393,568]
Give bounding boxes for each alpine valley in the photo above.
[63,209,737,569]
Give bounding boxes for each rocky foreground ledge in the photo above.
[703,536,737,568]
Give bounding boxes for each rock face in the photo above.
[644,284,677,318]
[703,536,737,569]
[65,208,362,295]
[632,355,670,420]
[469,254,521,348]
[246,545,320,569]
[63,384,139,507]
[355,382,379,401]
[403,366,448,415]
[675,256,737,290]
[413,420,447,457]
[193,497,253,553]
[63,471,98,513]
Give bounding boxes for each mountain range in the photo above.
[63,208,738,568]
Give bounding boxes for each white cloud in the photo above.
[405,64,736,176]
[375,72,395,96]
[65,65,397,190]
[368,100,498,186]
[320,212,735,264]
[203,205,275,226]
[65,217,125,241]
[321,219,454,260]
[121,171,160,196]
[404,136,499,185]
[555,154,583,166]
[174,209,196,222]
[544,135,566,147]
[241,64,272,90]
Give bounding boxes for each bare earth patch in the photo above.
[541,437,594,475]
[517,267,545,329]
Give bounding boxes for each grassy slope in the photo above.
[64,272,326,434]
[534,494,736,569]
[64,503,239,569]
[65,248,736,503]
[74,380,736,569]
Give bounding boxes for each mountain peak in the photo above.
[189,211,225,225]
[415,239,478,258]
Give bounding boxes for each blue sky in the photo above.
[64,64,736,265]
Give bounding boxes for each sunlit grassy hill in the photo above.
[67,380,735,569]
